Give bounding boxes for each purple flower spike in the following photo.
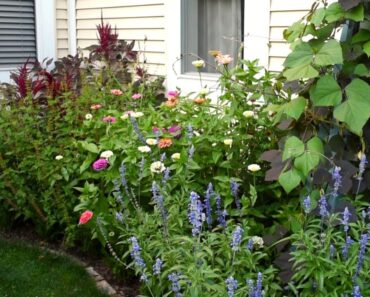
[353,285,362,297]
[225,276,238,297]
[231,226,243,251]
[342,207,351,234]
[332,166,342,198]
[188,192,203,236]
[303,195,311,214]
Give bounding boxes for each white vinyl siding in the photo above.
[75,0,166,75]
[269,0,314,71]
[56,0,69,58]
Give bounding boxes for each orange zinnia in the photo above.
[164,97,179,108]
[158,138,173,149]
[193,98,206,105]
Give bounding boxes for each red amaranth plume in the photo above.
[96,16,118,60]
[10,60,31,99]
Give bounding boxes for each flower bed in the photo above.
[1,1,370,296]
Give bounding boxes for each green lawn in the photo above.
[0,238,109,297]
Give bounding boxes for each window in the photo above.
[181,0,243,73]
[0,0,37,68]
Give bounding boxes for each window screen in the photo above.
[182,0,243,73]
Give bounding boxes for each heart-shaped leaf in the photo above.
[279,169,301,193]
[310,75,342,106]
[314,40,343,66]
[334,79,370,135]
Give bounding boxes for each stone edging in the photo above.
[42,247,118,296]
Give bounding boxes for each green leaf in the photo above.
[354,64,370,77]
[283,64,319,81]
[314,40,343,66]
[212,151,222,164]
[352,29,370,44]
[325,3,345,23]
[278,169,301,193]
[284,21,306,43]
[293,137,323,177]
[188,159,201,170]
[80,141,99,154]
[294,152,319,177]
[363,40,370,57]
[284,97,306,120]
[284,43,314,68]
[334,79,370,135]
[79,154,95,174]
[283,136,305,161]
[310,75,342,106]
[311,8,326,26]
[345,4,364,22]
[307,136,324,156]
[61,167,69,182]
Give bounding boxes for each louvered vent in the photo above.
[0,0,36,68]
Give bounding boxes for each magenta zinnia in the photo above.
[92,158,109,171]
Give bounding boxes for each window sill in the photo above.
[178,72,220,82]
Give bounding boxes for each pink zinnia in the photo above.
[132,93,142,100]
[102,116,116,123]
[111,89,123,96]
[215,54,233,65]
[92,158,109,171]
[91,104,102,110]
[167,90,179,98]
[79,210,93,225]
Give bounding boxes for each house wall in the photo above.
[268,0,316,71]
[56,0,69,58]
[75,0,166,75]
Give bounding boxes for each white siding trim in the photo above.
[0,68,15,83]
[244,0,270,68]
[68,0,77,55]
[165,0,181,90]
[35,0,57,62]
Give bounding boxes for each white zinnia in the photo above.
[85,113,93,120]
[251,236,264,248]
[146,138,158,146]
[199,88,209,96]
[100,150,114,159]
[192,59,205,68]
[150,161,166,174]
[138,146,151,153]
[243,111,254,118]
[55,155,63,160]
[223,139,233,147]
[133,111,144,118]
[171,153,181,160]
[248,164,261,172]
[120,114,129,120]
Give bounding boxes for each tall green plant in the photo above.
[264,0,370,201]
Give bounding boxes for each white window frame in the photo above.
[165,0,270,94]
[0,0,57,83]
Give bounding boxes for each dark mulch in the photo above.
[0,224,140,297]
